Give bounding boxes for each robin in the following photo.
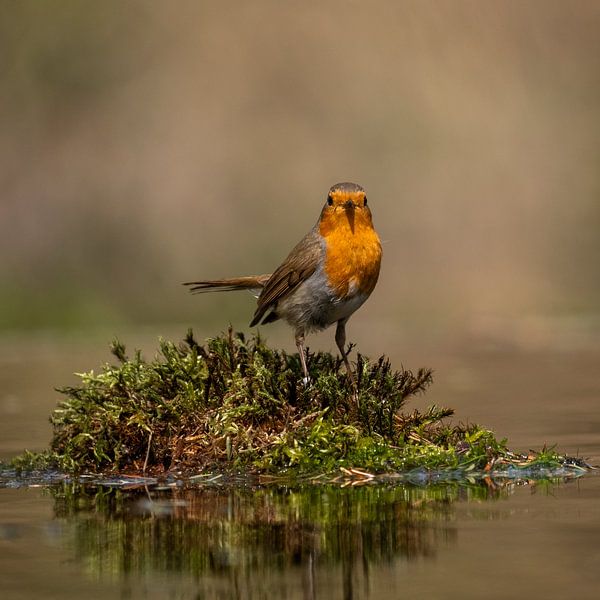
[184,182,382,384]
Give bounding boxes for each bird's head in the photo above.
[319,182,373,235]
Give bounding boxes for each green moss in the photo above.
[9,449,60,472]
[10,329,585,477]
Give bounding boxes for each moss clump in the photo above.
[12,329,575,476]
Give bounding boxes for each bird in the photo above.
[184,182,382,384]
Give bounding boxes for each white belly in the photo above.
[276,268,369,332]
[327,292,368,323]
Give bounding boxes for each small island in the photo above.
[11,328,589,482]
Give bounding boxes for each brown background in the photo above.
[1,1,599,336]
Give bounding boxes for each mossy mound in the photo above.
[13,329,580,477]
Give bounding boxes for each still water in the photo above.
[1,476,600,599]
[1,323,599,599]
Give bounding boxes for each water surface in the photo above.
[1,476,599,599]
[1,325,599,599]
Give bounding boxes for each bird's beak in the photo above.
[343,199,355,232]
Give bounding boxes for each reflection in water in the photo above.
[49,481,516,598]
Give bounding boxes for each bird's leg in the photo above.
[335,319,356,388]
[295,329,310,386]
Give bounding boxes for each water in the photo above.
[1,325,599,599]
[1,476,599,599]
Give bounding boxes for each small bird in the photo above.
[184,182,382,384]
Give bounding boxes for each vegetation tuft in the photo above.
[11,329,585,477]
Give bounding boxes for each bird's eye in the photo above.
[327,195,333,206]
[363,196,368,206]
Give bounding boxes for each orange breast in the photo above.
[319,209,382,298]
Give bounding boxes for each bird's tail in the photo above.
[183,274,271,294]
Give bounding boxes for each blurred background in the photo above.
[1,1,599,456]
[2,0,599,331]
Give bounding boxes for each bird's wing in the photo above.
[250,228,324,326]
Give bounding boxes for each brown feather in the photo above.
[183,275,271,294]
[249,228,323,326]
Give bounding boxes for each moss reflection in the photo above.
[49,481,509,591]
